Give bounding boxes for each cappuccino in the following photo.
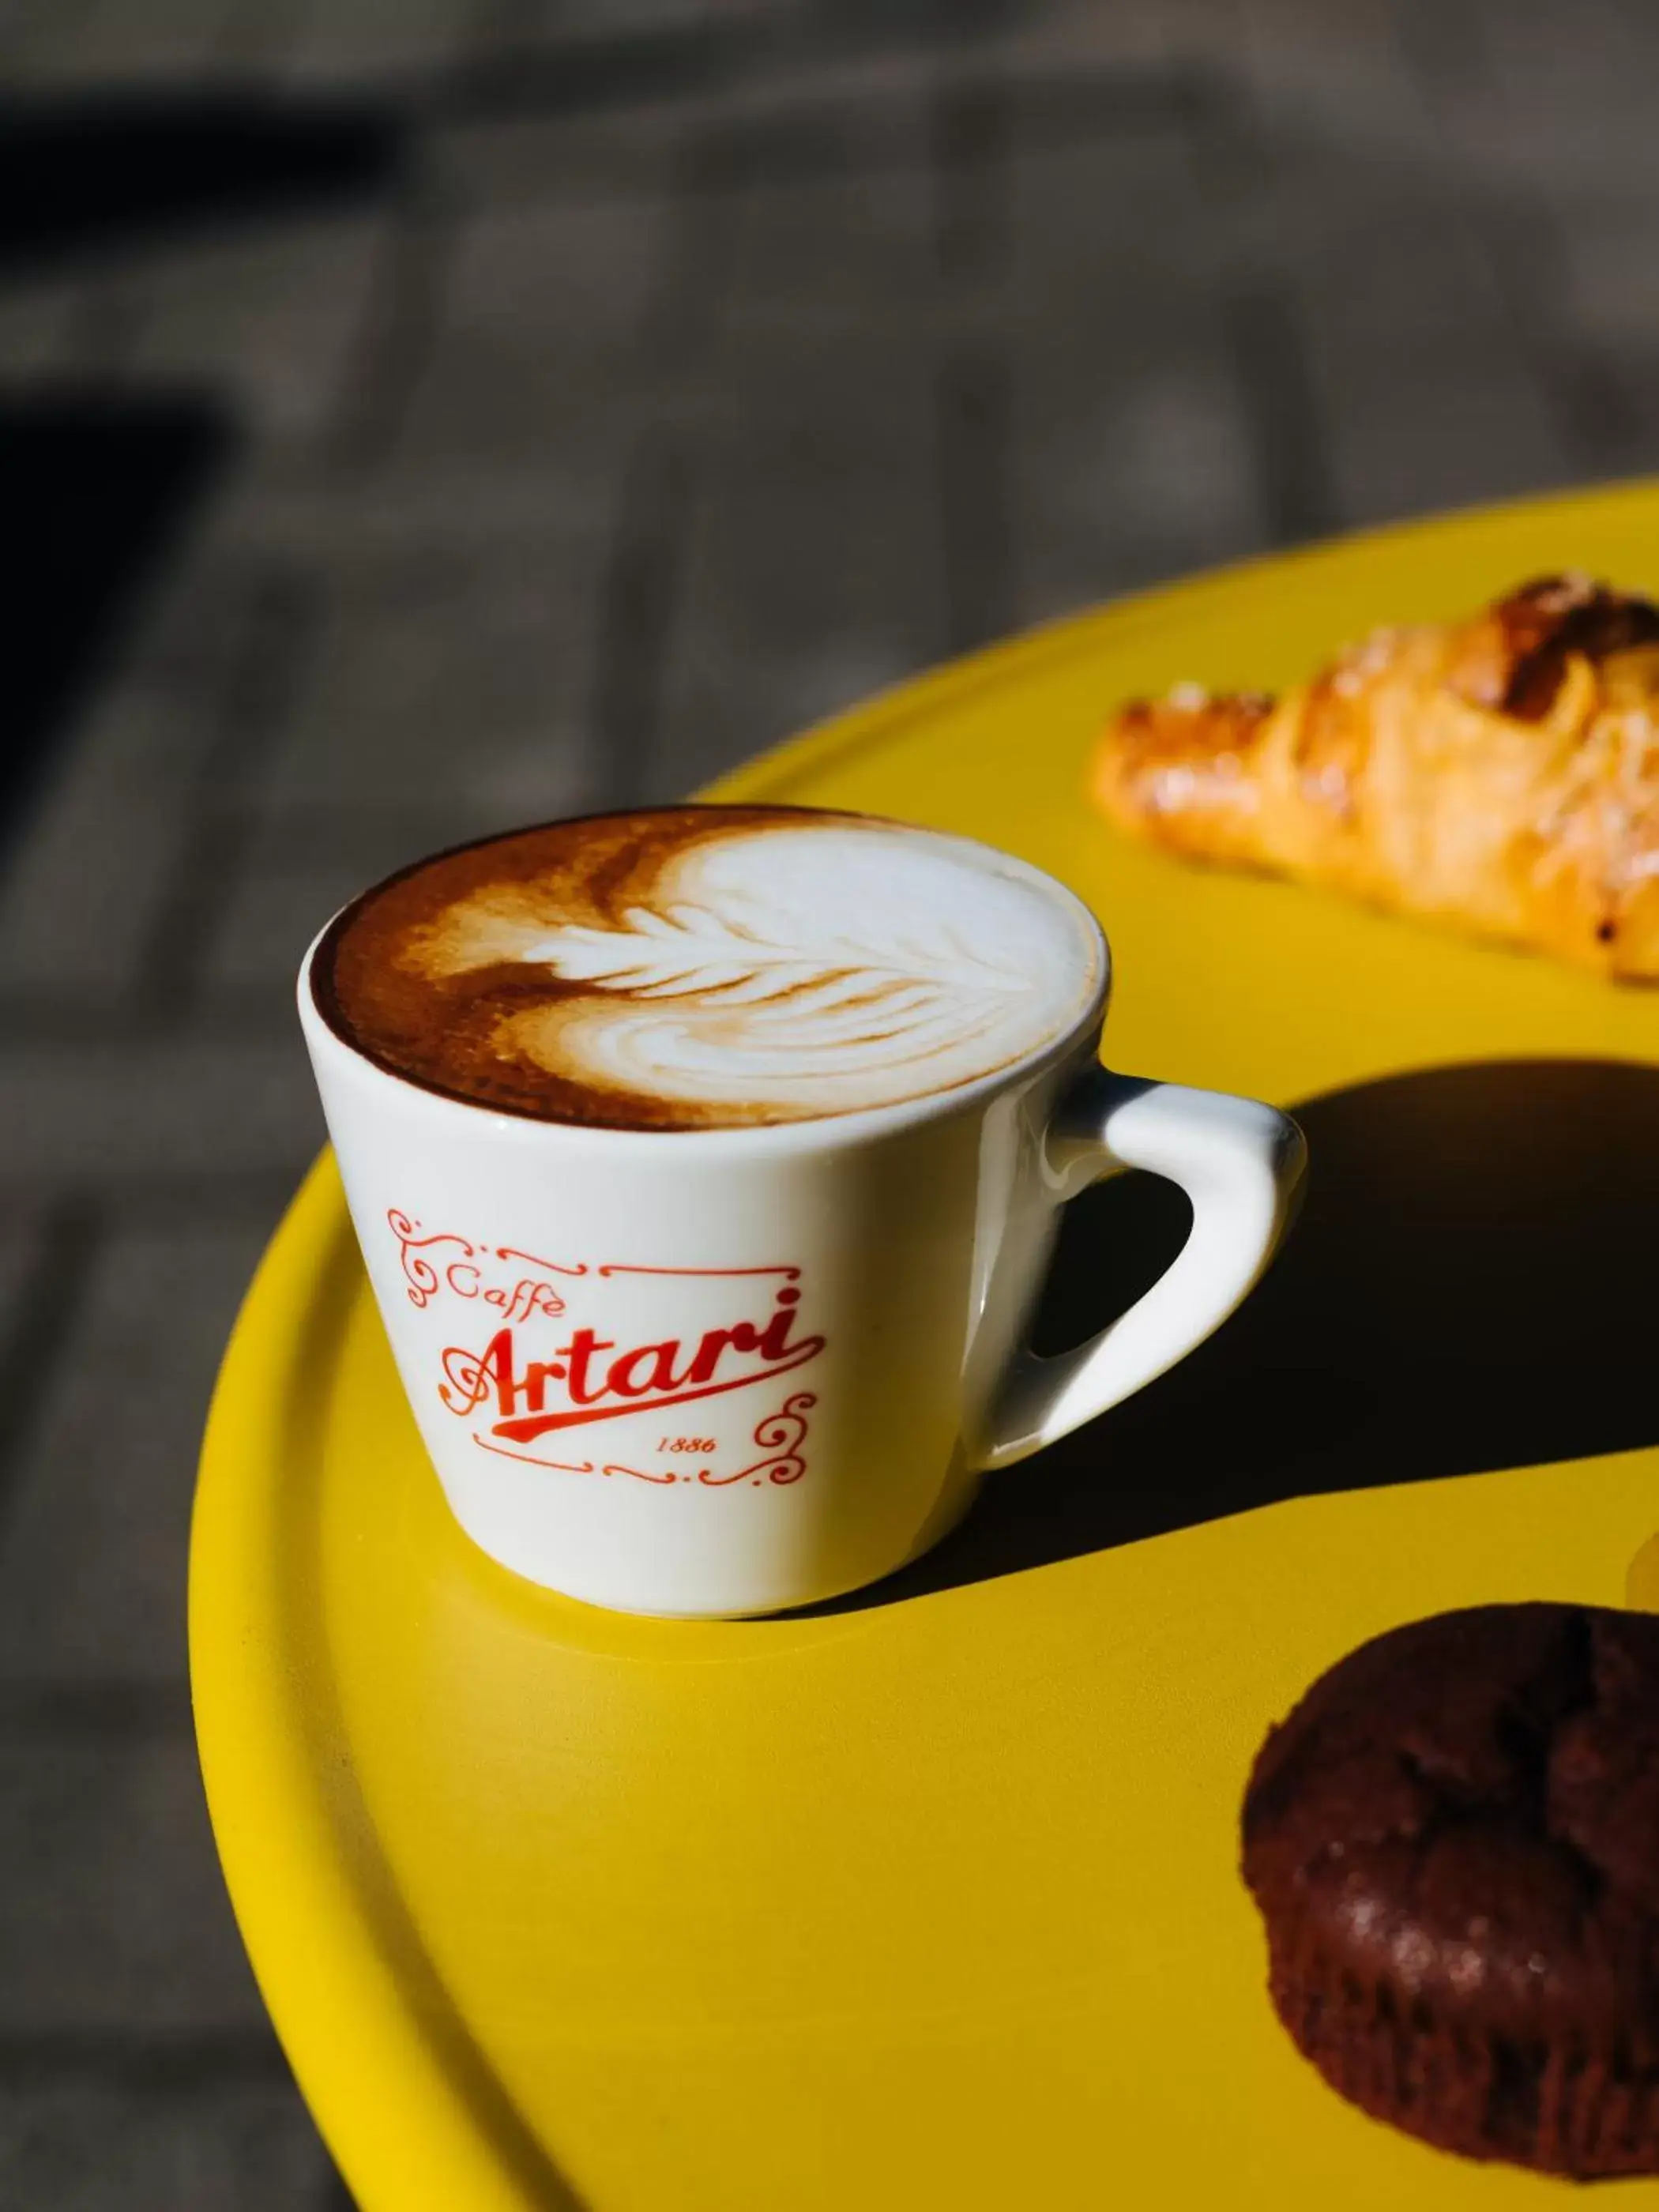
[312,807,1104,1130]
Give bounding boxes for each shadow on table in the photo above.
[822,1057,1659,1611]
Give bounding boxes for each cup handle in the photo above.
[974,1066,1307,1472]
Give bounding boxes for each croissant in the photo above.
[1089,575,1659,977]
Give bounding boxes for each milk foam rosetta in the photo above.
[316,810,1104,1129]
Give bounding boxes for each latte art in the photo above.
[314,809,1104,1130]
[427,829,1086,1112]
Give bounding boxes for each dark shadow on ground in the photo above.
[0,397,235,849]
[0,91,405,850]
[0,94,403,273]
[819,1059,1659,1610]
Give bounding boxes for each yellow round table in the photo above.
[192,480,1659,2210]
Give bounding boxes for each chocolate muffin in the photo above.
[1242,1604,1659,2176]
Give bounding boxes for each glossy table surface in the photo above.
[193,480,1659,2209]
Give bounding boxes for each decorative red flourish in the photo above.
[596,1263,800,1281]
[471,1434,675,1484]
[472,1435,596,1474]
[388,1209,475,1307]
[469,1397,818,1487]
[495,1247,589,1278]
[700,1392,817,1486]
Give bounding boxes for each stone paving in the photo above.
[0,0,1656,2203]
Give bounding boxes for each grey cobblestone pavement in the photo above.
[1,0,1657,2202]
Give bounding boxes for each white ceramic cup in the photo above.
[299,823,1304,1617]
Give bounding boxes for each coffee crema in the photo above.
[312,807,1104,1130]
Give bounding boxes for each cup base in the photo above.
[442,1459,986,1620]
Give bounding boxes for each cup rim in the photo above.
[298,803,1112,1153]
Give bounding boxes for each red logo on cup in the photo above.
[387,1211,826,1487]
